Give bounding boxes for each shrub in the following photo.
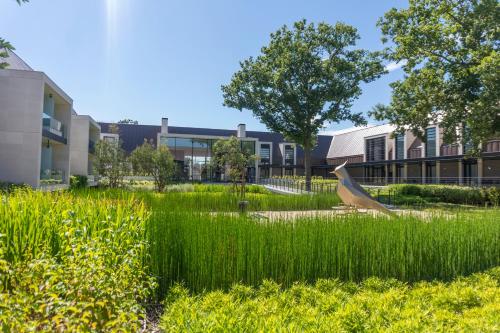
[70,175,88,189]
[0,189,155,331]
[390,184,500,206]
[160,267,500,332]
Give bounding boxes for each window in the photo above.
[425,127,436,157]
[103,136,117,143]
[260,144,271,164]
[395,134,404,160]
[284,145,294,165]
[366,137,386,162]
[241,141,255,155]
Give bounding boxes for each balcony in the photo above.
[42,113,65,140]
[40,169,65,186]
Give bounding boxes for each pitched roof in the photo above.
[327,124,395,159]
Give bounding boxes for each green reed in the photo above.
[148,207,500,297]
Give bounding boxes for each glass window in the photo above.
[425,127,436,157]
[395,134,404,160]
[366,137,386,162]
[241,141,255,155]
[260,144,271,164]
[284,145,294,165]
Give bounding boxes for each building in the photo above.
[326,124,500,186]
[100,119,500,185]
[69,111,101,185]
[0,50,99,189]
[99,118,333,182]
[0,50,73,189]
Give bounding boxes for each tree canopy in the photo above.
[222,20,385,189]
[372,0,499,151]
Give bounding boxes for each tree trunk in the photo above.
[304,146,312,192]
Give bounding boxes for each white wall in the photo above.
[70,116,90,176]
[0,70,44,187]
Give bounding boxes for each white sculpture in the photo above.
[332,161,395,216]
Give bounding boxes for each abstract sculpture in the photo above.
[332,161,395,216]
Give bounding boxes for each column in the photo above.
[458,160,463,185]
[403,163,408,183]
[392,163,397,184]
[385,164,389,185]
[478,158,483,186]
[436,161,441,184]
[421,162,426,184]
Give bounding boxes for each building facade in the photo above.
[0,51,73,188]
[100,119,500,186]
[0,50,98,188]
[69,112,101,185]
[99,118,333,182]
[327,124,500,186]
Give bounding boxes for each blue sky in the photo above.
[0,0,406,132]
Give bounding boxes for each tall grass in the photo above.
[148,208,500,296]
[77,188,341,212]
[0,189,147,264]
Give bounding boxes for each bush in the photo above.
[0,189,155,331]
[390,184,500,206]
[0,181,26,193]
[160,267,500,332]
[70,175,88,189]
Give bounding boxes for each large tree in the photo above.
[372,0,499,153]
[222,20,385,190]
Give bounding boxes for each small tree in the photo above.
[130,140,176,192]
[211,137,255,200]
[94,139,128,188]
[222,20,385,191]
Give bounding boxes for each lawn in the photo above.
[1,185,499,331]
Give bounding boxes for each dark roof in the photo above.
[98,122,333,165]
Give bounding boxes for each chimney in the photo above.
[161,118,169,134]
[237,123,246,138]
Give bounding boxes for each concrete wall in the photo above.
[70,116,90,176]
[0,69,73,187]
[0,70,44,187]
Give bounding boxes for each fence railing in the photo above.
[260,178,336,193]
[261,177,500,193]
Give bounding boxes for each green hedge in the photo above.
[390,184,500,206]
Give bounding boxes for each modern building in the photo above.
[326,124,500,186]
[100,118,333,182]
[0,50,73,188]
[70,111,101,185]
[100,119,500,185]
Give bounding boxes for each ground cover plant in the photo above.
[0,189,155,331]
[160,267,500,332]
